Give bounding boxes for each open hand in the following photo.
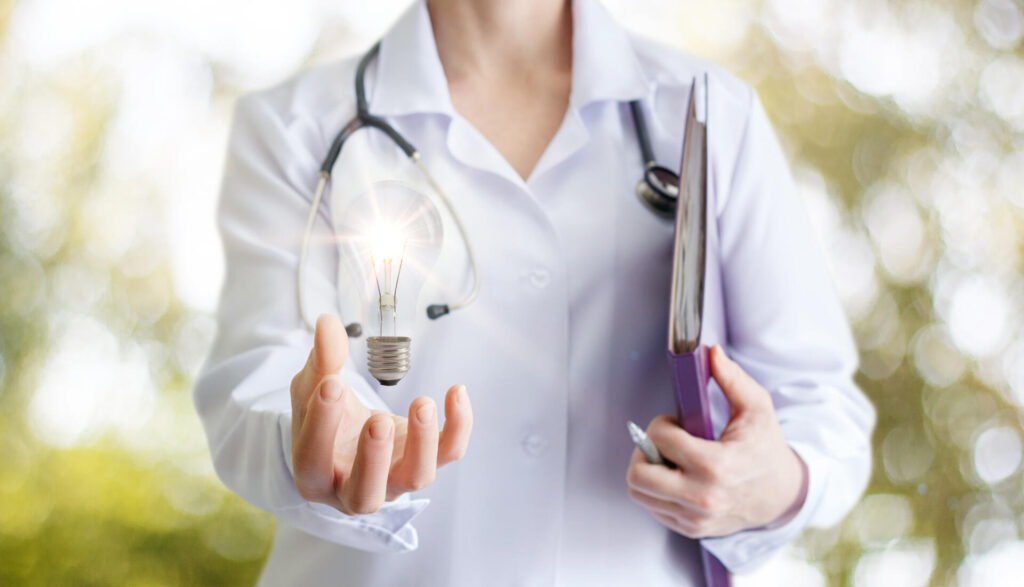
[290,315,473,514]
[626,345,807,538]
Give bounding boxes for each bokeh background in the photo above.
[2,0,1023,584]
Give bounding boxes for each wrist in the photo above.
[762,448,808,530]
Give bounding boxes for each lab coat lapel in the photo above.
[371,1,453,118]
[527,0,656,182]
[369,0,655,188]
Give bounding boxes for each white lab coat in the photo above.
[193,0,875,585]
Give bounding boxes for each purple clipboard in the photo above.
[668,347,712,441]
[669,346,730,587]
[667,76,731,587]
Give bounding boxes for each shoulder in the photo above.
[628,33,754,120]
[626,35,784,215]
[219,54,364,207]
[231,53,362,142]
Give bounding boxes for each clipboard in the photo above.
[667,75,731,587]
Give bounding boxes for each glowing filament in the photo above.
[368,224,408,336]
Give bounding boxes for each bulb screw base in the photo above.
[367,336,411,386]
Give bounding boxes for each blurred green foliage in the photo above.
[0,447,271,585]
[2,0,1024,585]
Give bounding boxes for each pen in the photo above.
[626,420,665,466]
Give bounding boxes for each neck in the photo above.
[427,0,572,80]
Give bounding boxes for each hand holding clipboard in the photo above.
[627,76,811,587]
[626,75,730,587]
[665,74,732,587]
[622,75,729,585]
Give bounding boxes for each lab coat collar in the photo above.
[371,1,455,118]
[569,0,651,108]
[370,0,652,118]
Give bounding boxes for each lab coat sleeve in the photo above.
[699,89,876,573]
[192,93,428,553]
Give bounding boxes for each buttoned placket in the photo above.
[427,94,587,583]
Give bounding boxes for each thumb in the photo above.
[709,345,768,415]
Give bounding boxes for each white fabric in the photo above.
[193,0,875,584]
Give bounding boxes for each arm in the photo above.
[193,93,471,553]
[626,88,875,572]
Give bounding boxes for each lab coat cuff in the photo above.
[277,411,429,552]
[289,497,431,553]
[700,442,829,573]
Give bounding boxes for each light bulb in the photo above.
[335,180,444,386]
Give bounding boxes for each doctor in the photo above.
[194,0,875,584]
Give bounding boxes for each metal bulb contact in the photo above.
[367,336,411,386]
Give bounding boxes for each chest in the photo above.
[447,69,572,180]
[326,97,728,393]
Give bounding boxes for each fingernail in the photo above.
[320,378,343,402]
[369,417,392,440]
[416,402,436,424]
[456,385,467,403]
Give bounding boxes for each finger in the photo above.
[340,414,395,515]
[292,375,347,502]
[646,414,718,473]
[709,345,770,415]
[628,487,708,523]
[438,385,473,466]
[389,397,439,498]
[292,315,350,419]
[651,511,704,539]
[626,449,707,508]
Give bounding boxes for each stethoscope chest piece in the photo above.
[636,164,679,220]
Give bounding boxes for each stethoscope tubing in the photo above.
[299,42,680,332]
[299,43,480,332]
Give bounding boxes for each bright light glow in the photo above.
[370,225,406,263]
[979,55,1024,130]
[959,541,1024,586]
[764,0,835,55]
[334,181,445,340]
[733,545,825,587]
[863,183,931,284]
[995,151,1024,210]
[882,426,935,483]
[969,517,1017,555]
[851,494,914,547]
[29,315,156,448]
[911,324,966,387]
[972,426,1022,485]
[837,5,959,112]
[1002,341,1024,407]
[6,0,413,315]
[797,166,879,320]
[930,177,1012,272]
[974,0,1024,50]
[9,0,317,86]
[854,540,935,587]
[946,276,1014,357]
[12,84,74,163]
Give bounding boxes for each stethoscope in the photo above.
[298,42,680,335]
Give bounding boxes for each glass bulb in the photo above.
[335,180,444,385]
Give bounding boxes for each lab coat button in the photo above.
[529,268,551,289]
[521,433,548,456]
